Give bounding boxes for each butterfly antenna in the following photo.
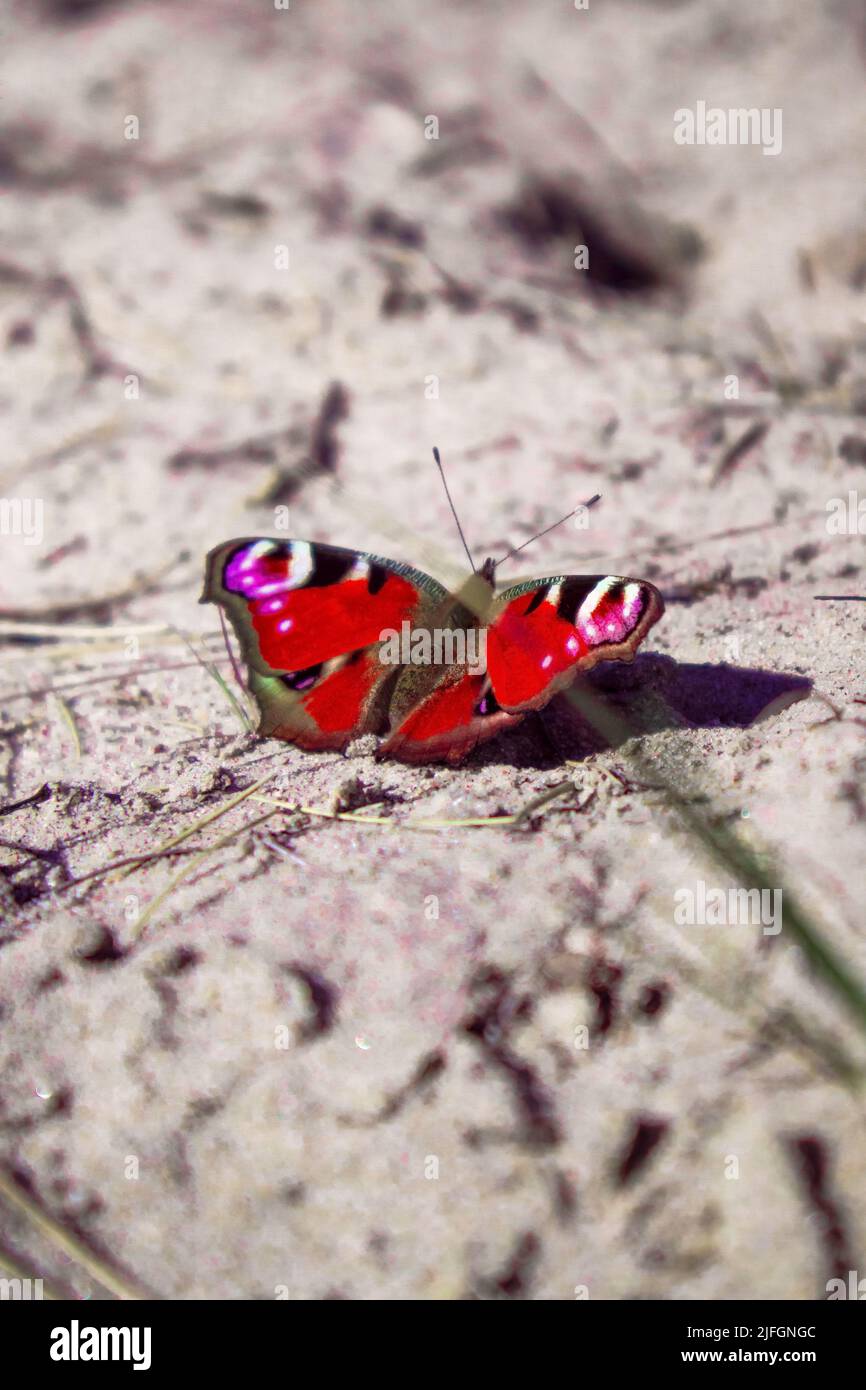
[492,494,602,569]
[433,446,476,573]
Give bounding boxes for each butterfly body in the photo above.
[202,538,664,765]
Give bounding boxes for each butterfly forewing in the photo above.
[203,538,447,671]
[202,538,447,749]
[487,574,664,712]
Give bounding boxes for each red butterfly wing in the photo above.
[204,538,445,672]
[202,538,447,749]
[487,575,664,712]
[377,670,520,765]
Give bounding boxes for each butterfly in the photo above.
[202,527,664,766]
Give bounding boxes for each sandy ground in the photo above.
[0,0,865,1300]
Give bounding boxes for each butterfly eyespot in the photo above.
[473,688,501,718]
[282,664,322,692]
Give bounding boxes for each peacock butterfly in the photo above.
[202,556,662,767]
[202,450,663,765]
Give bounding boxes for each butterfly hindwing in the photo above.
[202,538,447,750]
[487,574,664,712]
[377,668,520,765]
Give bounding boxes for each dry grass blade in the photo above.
[217,603,248,695]
[64,775,276,889]
[251,782,577,832]
[170,624,254,733]
[252,793,405,825]
[132,808,278,935]
[208,663,255,733]
[0,621,171,641]
[563,680,866,1039]
[0,1245,61,1299]
[711,418,771,486]
[53,694,82,759]
[510,779,575,826]
[0,555,184,625]
[0,1168,147,1300]
[2,654,235,703]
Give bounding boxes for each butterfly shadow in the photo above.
[473,654,814,770]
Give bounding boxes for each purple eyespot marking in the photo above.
[224,540,309,600]
[577,579,643,647]
[473,687,500,718]
[225,542,279,597]
[281,663,322,693]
